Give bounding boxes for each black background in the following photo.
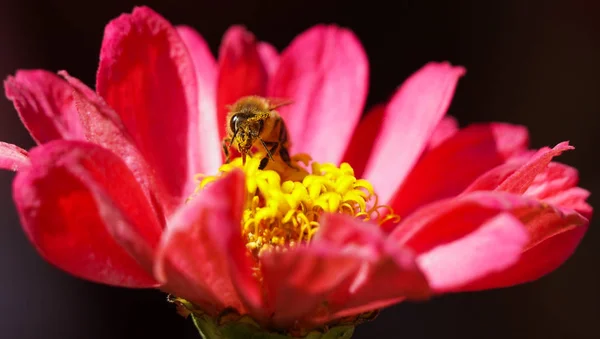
[0,1,599,338]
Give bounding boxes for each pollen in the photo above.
[190,153,400,257]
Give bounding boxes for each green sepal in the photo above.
[168,295,360,339]
[191,313,355,339]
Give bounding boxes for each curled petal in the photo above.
[543,187,592,219]
[391,123,529,217]
[390,191,588,291]
[416,213,528,293]
[464,141,585,212]
[13,140,162,287]
[96,6,199,201]
[260,244,361,329]
[216,25,268,140]
[268,24,369,165]
[176,25,222,175]
[497,141,573,194]
[4,70,84,143]
[462,161,524,193]
[60,71,175,217]
[463,218,587,291]
[524,162,579,200]
[391,191,584,252]
[154,170,262,317]
[261,213,429,328]
[317,218,430,323]
[0,142,29,171]
[363,62,466,205]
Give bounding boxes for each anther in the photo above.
[191,152,401,258]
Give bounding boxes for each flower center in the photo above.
[191,153,400,258]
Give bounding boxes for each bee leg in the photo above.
[222,138,231,163]
[258,157,269,170]
[258,138,275,161]
[279,146,297,170]
[259,141,279,170]
[276,119,297,170]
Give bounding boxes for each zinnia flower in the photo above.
[0,6,591,338]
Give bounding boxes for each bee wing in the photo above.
[266,97,294,110]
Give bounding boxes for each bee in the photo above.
[222,96,295,170]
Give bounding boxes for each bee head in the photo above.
[230,113,263,150]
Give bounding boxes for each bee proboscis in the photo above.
[222,96,295,170]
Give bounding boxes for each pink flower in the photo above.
[0,6,591,336]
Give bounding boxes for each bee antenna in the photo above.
[258,137,274,160]
[269,99,294,110]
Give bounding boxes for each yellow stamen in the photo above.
[189,152,400,258]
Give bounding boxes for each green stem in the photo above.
[191,314,355,339]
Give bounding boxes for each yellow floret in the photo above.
[191,152,399,257]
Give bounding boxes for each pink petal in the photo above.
[258,42,280,78]
[0,142,29,171]
[462,161,524,193]
[315,214,430,322]
[392,191,584,251]
[524,162,579,200]
[463,142,578,206]
[362,62,466,205]
[260,213,429,328]
[343,111,459,180]
[260,243,362,329]
[4,70,84,143]
[389,191,587,290]
[216,25,268,140]
[425,115,459,151]
[462,214,588,291]
[390,123,529,217]
[497,141,573,194]
[96,6,199,201]
[268,25,369,164]
[341,104,386,178]
[154,170,262,317]
[416,213,528,293]
[60,71,176,216]
[543,187,592,219]
[13,140,162,287]
[176,25,222,175]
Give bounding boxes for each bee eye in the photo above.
[230,114,242,133]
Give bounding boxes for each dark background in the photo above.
[1,1,599,338]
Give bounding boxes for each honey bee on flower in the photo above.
[222,95,295,170]
[0,5,591,339]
